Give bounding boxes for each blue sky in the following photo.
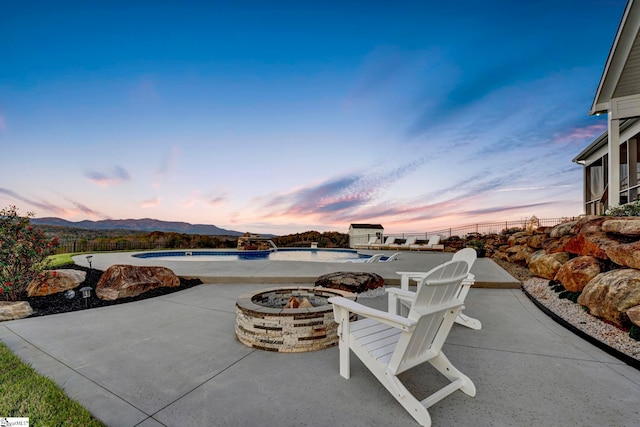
[0,1,627,234]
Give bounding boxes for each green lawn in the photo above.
[0,341,105,426]
[47,252,78,268]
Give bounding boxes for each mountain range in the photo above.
[31,217,250,236]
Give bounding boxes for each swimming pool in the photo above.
[132,248,364,263]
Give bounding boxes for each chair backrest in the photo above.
[451,247,476,270]
[426,235,441,246]
[451,248,477,300]
[403,236,417,246]
[365,254,384,263]
[381,252,401,262]
[384,236,396,245]
[367,236,379,244]
[388,259,469,375]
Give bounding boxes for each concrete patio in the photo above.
[0,252,639,426]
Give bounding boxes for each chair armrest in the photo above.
[386,288,416,315]
[328,296,417,332]
[386,288,415,300]
[396,271,429,290]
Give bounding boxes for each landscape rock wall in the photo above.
[493,216,640,329]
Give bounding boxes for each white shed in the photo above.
[348,224,384,248]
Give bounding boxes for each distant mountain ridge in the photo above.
[31,217,249,236]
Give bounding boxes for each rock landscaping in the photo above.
[314,271,384,294]
[492,215,640,346]
[18,264,202,318]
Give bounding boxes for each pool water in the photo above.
[132,248,363,263]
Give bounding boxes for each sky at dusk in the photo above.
[0,1,628,235]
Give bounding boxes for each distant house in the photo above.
[348,224,384,248]
[574,0,640,214]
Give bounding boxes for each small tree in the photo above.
[0,206,59,301]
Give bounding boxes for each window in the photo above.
[586,155,608,215]
[587,157,606,202]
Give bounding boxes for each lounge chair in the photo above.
[354,236,379,249]
[379,252,401,262]
[388,236,417,249]
[409,235,444,251]
[370,236,397,249]
[345,253,385,263]
[390,248,482,330]
[329,259,476,426]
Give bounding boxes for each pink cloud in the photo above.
[141,197,160,208]
[551,123,607,145]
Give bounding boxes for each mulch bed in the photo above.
[26,264,203,317]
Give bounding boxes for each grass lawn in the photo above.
[0,341,105,426]
[47,252,78,268]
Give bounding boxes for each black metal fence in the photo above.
[54,217,578,254]
[358,217,577,245]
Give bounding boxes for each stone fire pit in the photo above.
[235,286,356,352]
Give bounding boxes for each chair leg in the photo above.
[382,372,433,427]
[455,312,482,330]
[336,315,351,379]
[429,352,476,398]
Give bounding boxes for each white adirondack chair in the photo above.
[390,248,482,330]
[328,260,476,427]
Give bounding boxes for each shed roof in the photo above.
[349,223,384,229]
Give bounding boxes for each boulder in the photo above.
[627,305,640,327]
[528,250,570,280]
[26,269,87,297]
[315,272,384,294]
[542,235,573,254]
[549,220,578,238]
[527,234,547,249]
[562,232,615,259]
[0,301,33,321]
[602,219,640,236]
[553,256,602,293]
[508,232,532,247]
[96,265,180,301]
[573,215,609,234]
[578,269,640,327]
[505,244,527,254]
[511,246,535,263]
[604,240,640,270]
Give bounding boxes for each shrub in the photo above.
[630,325,640,341]
[466,239,485,250]
[0,206,59,301]
[605,200,640,216]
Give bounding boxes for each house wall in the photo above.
[581,119,640,214]
[348,228,383,248]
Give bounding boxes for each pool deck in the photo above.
[1,251,639,426]
[73,249,521,288]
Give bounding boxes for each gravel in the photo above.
[522,277,640,363]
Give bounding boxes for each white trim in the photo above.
[610,94,640,119]
[608,113,621,206]
[591,0,639,115]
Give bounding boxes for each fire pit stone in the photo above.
[235,286,356,353]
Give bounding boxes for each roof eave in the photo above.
[590,0,636,115]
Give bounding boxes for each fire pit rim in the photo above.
[236,285,355,314]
